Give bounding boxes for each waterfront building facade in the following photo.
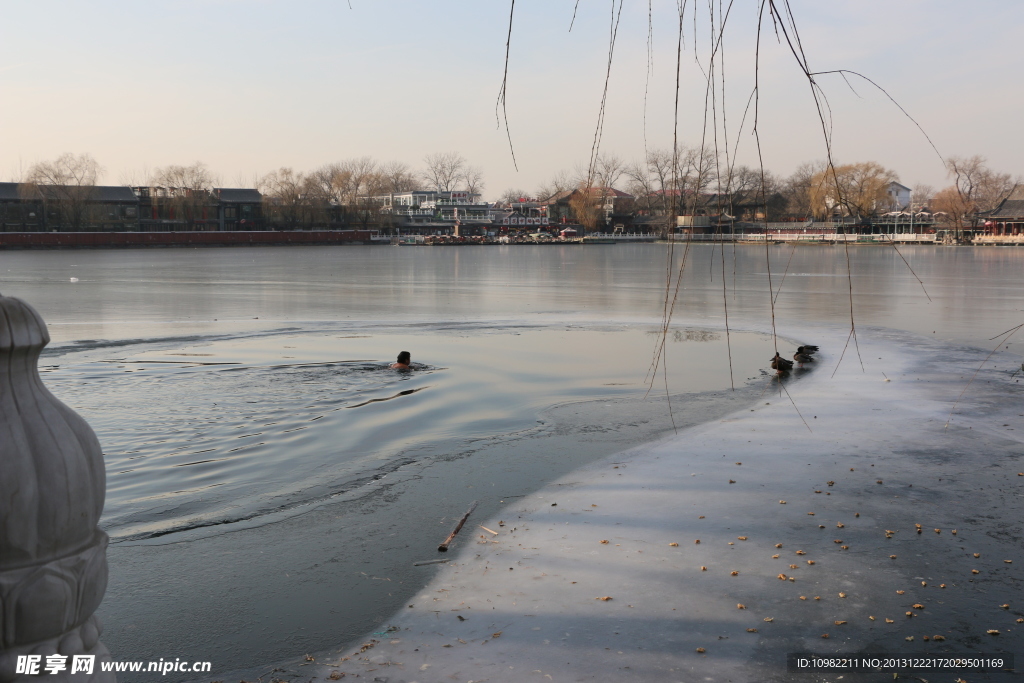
[985,185,1024,236]
[0,182,138,232]
[373,190,493,233]
[0,182,269,232]
[214,188,264,231]
[540,187,634,227]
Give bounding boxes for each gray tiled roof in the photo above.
[0,182,20,201]
[991,200,1024,218]
[28,185,138,203]
[215,188,262,203]
[92,186,139,202]
[991,184,1024,218]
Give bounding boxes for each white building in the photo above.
[372,190,493,231]
[887,182,911,211]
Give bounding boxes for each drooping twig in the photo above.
[884,237,932,302]
[642,0,654,159]
[945,323,1024,430]
[831,327,855,380]
[586,0,624,187]
[778,375,812,432]
[495,1,519,172]
[773,243,797,305]
[645,0,688,393]
[841,239,864,373]
[809,69,945,166]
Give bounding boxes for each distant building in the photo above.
[499,210,549,228]
[372,190,492,232]
[0,182,271,232]
[84,186,140,230]
[132,186,263,231]
[133,186,208,231]
[214,188,263,230]
[886,181,912,211]
[0,182,42,231]
[1,183,139,231]
[540,187,634,227]
[985,184,1024,235]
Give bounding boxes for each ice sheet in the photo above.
[198,323,1024,683]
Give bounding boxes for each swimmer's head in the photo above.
[397,351,411,365]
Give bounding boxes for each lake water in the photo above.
[42,323,769,544]
[3,243,1022,676]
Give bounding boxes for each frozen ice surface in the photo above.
[218,324,1024,682]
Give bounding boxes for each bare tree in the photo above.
[339,158,387,228]
[341,157,379,203]
[304,158,416,230]
[463,165,485,198]
[592,155,625,191]
[377,161,418,194]
[719,165,779,197]
[809,162,898,220]
[714,166,784,221]
[572,155,629,230]
[23,153,103,230]
[6,158,29,183]
[306,164,338,200]
[535,169,574,201]
[782,162,826,218]
[931,185,972,231]
[233,171,262,189]
[422,152,466,192]
[119,166,152,187]
[500,188,531,204]
[259,167,309,229]
[910,183,934,211]
[569,187,603,231]
[152,162,217,229]
[623,146,717,219]
[946,155,1017,217]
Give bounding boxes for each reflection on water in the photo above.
[346,385,426,408]
[649,328,722,343]
[3,244,1021,351]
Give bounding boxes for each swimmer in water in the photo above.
[391,351,411,370]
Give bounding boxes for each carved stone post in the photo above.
[0,294,115,682]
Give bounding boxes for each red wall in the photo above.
[0,231,374,248]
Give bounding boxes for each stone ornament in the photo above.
[0,294,114,682]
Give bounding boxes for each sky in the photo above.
[1,0,1021,200]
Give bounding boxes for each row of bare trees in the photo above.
[14,154,219,230]
[254,153,486,228]
[11,151,488,230]
[13,149,1020,231]
[517,150,1020,227]
[256,160,417,229]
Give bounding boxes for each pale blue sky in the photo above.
[1,1,1020,198]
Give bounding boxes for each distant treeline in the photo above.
[3,150,1019,231]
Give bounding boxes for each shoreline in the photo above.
[1,231,1022,250]
[97,335,769,681]
[205,325,1024,683]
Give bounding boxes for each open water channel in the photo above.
[2,243,1022,678]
